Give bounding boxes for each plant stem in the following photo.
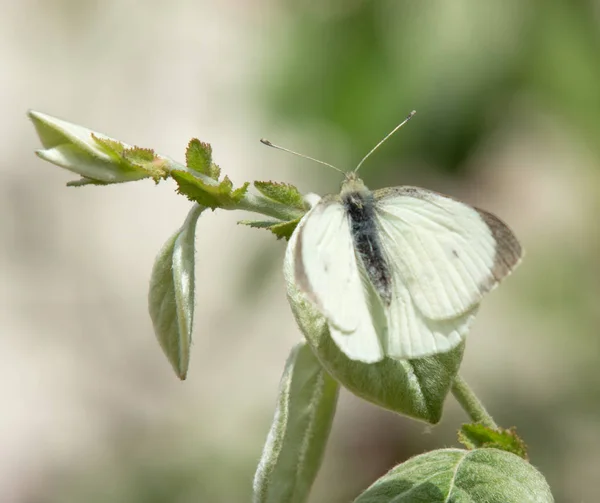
[451,374,498,429]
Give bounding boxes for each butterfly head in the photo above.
[340,170,369,197]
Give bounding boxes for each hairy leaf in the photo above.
[186,139,220,180]
[255,181,305,210]
[239,217,302,241]
[148,204,204,379]
[172,170,249,209]
[355,448,553,502]
[459,423,528,459]
[253,342,339,503]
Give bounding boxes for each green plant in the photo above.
[29,110,553,503]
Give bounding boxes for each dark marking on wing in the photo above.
[342,190,392,305]
[475,208,523,284]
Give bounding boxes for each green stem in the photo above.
[451,374,498,429]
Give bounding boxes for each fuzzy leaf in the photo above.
[239,219,280,229]
[254,181,305,210]
[459,424,528,459]
[91,134,125,158]
[354,448,553,503]
[172,170,249,209]
[253,342,339,503]
[239,217,302,241]
[123,146,156,164]
[148,204,204,379]
[66,177,109,187]
[269,218,302,240]
[186,139,220,180]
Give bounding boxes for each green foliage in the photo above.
[310,330,464,424]
[459,423,528,460]
[186,139,221,180]
[253,342,339,503]
[92,136,168,181]
[172,170,249,210]
[239,217,302,241]
[91,135,126,158]
[148,204,204,379]
[254,181,306,211]
[354,449,553,503]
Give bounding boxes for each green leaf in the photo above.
[269,218,302,240]
[66,177,109,187]
[186,139,221,180]
[91,134,125,159]
[354,448,553,503]
[253,342,339,503]
[308,321,464,423]
[254,181,305,210]
[172,170,249,210]
[239,217,302,241]
[148,204,204,379]
[459,424,528,460]
[123,146,156,164]
[239,219,280,229]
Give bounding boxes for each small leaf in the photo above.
[253,342,339,503]
[255,181,305,210]
[239,219,280,229]
[172,170,249,209]
[354,448,553,503]
[123,146,156,164]
[239,217,302,241]
[66,177,109,187]
[459,423,528,459]
[91,134,125,158]
[148,204,204,379]
[186,139,220,180]
[269,218,302,240]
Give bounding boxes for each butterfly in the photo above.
[267,111,522,363]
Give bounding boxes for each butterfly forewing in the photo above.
[295,199,385,362]
[373,186,522,321]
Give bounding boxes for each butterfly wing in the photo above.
[374,187,522,320]
[294,198,385,363]
[373,186,521,359]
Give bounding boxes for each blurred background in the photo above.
[1,0,599,501]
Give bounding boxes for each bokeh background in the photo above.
[2,1,599,501]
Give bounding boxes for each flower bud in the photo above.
[29,110,165,184]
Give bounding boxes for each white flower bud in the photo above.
[29,110,162,183]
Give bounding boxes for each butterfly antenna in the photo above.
[260,138,345,175]
[354,110,416,173]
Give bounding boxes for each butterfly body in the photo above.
[341,175,393,306]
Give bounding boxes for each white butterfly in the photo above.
[270,112,522,363]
